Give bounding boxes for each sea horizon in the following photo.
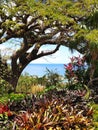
[22,63,65,77]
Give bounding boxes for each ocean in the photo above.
[22,64,65,77]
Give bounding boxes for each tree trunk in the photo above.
[8,74,20,93]
[0,62,21,92]
[88,51,98,80]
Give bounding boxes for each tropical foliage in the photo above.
[64,56,90,90]
[0,89,95,129]
[0,0,98,91]
[0,0,98,129]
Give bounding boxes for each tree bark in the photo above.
[0,58,21,92]
[0,66,21,92]
[8,75,20,93]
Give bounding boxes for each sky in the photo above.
[0,39,82,64]
[31,45,82,64]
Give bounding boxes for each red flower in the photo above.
[64,63,73,72]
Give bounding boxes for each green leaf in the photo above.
[86,29,98,49]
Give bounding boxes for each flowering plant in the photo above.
[64,55,89,89]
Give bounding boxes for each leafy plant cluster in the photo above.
[16,69,64,94]
[0,89,94,129]
[0,78,13,95]
[0,93,25,105]
[0,103,14,129]
[64,56,90,90]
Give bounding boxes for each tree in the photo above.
[0,0,98,91]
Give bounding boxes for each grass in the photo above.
[31,84,45,94]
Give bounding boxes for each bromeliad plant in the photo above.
[0,89,95,129]
[64,55,89,90]
[14,103,93,130]
[10,90,94,129]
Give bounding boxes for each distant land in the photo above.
[22,63,65,77]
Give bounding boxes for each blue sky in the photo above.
[0,40,82,64]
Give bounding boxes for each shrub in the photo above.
[16,73,35,93]
[0,104,14,129]
[14,103,93,129]
[64,55,89,90]
[4,89,94,129]
[0,78,13,95]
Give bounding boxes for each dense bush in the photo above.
[0,78,13,95]
[16,73,36,93]
[64,56,90,90]
[16,70,65,94]
[0,93,25,104]
[0,89,94,129]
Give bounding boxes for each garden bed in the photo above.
[0,89,97,129]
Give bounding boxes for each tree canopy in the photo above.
[0,0,98,91]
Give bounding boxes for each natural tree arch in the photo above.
[0,0,98,91]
